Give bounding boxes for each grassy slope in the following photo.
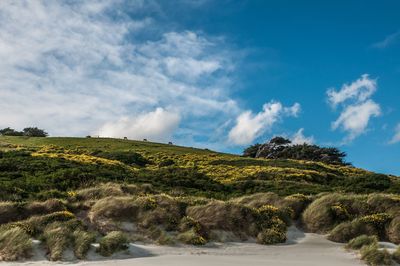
[1,136,399,200]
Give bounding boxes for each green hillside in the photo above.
[1,136,400,262]
[0,136,398,200]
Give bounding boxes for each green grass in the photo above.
[1,136,398,201]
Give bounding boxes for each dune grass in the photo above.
[98,231,128,257]
[345,235,378,250]
[360,243,392,266]
[0,227,32,261]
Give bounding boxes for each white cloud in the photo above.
[372,31,400,49]
[98,107,180,142]
[291,128,314,145]
[0,0,240,142]
[389,124,400,144]
[327,74,377,107]
[327,75,381,142]
[228,101,300,145]
[332,100,381,141]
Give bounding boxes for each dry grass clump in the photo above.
[0,199,67,225]
[345,235,378,250]
[186,201,287,243]
[41,219,95,261]
[26,199,66,216]
[98,231,128,257]
[387,216,400,244]
[187,201,257,238]
[360,243,392,266]
[5,211,76,237]
[89,197,138,223]
[232,192,281,208]
[0,227,32,261]
[89,194,189,234]
[328,213,391,243]
[42,221,73,261]
[138,194,186,230]
[0,202,20,224]
[73,229,96,259]
[302,193,369,233]
[232,192,311,220]
[75,183,126,201]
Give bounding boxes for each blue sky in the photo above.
[0,1,399,175]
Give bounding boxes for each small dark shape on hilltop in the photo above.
[243,136,349,165]
[0,127,48,137]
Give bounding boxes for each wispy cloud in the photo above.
[389,123,400,144]
[372,30,400,49]
[327,74,377,107]
[228,101,300,145]
[0,0,241,143]
[327,74,381,142]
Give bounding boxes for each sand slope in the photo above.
[3,227,363,266]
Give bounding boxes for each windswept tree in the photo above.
[242,143,261,158]
[243,136,349,165]
[0,127,23,136]
[22,127,48,137]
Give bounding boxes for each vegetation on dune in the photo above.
[360,243,392,266]
[0,136,400,261]
[0,227,32,261]
[345,235,378,250]
[98,231,128,257]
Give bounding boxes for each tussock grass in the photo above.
[89,197,138,223]
[75,183,126,200]
[387,216,400,244]
[345,235,378,250]
[98,231,128,257]
[42,222,72,261]
[0,227,32,261]
[0,199,66,225]
[186,201,287,243]
[73,229,96,259]
[360,243,392,266]
[328,213,392,243]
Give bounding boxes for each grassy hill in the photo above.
[1,136,400,263]
[0,136,398,201]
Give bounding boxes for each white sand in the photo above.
[2,227,364,266]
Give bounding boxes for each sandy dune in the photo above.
[3,227,363,266]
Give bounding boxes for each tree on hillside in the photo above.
[0,127,23,136]
[243,136,349,165]
[243,143,261,158]
[22,127,48,137]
